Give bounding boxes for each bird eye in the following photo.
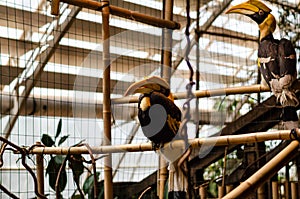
[258,10,264,15]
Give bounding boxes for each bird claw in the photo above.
[151,142,163,151]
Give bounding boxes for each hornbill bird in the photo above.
[124,76,191,199]
[124,76,182,148]
[226,0,299,129]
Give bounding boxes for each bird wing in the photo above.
[277,38,297,77]
[258,39,280,82]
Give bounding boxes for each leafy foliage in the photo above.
[42,119,69,195]
[46,155,67,192]
[42,119,104,198]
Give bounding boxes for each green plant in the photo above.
[41,119,104,198]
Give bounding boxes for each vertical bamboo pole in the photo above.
[218,186,225,198]
[158,0,173,198]
[291,182,297,199]
[102,1,113,199]
[161,0,173,80]
[223,140,299,199]
[284,180,290,199]
[199,185,207,199]
[272,181,279,199]
[36,142,44,199]
[51,0,60,15]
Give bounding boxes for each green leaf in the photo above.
[71,195,82,199]
[69,154,84,182]
[83,172,100,195]
[55,119,62,139]
[46,155,67,192]
[41,134,55,147]
[58,135,69,146]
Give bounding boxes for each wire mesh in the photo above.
[0,0,299,198]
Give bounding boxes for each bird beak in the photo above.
[124,76,170,96]
[225,0,271,15]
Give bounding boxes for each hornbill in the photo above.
[226,0,299,129]
[125,76,191,198]
[124,76,182,148]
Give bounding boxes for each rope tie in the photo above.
[289,129,300,142]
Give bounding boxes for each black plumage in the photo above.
[124,76,182,146]
[258,33,297,84]
[138,91,181,145]
[226,0,299,129]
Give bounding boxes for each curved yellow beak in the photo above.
[124,76,170,96]
[225,0,271,15]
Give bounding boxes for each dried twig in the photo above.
[0,136,47,199]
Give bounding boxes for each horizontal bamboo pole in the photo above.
[28,129,299,155]
[112,84,270,104]
[60,0,180,29]
[222,140,300,199]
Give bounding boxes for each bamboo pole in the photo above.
[291,182,298,199]
[112,84,270,104]
[158,0,174,197]
[284,180,290,199]
[29,129,300,155]
[51,0,60,15]
[199,185,207,199]
[272,181,279,199]
[36,142,44,199]
[218,185,225,198]
[102,2,113,199]
[0,84,271,118]
[222,140,300,199]
[60,0,180,29]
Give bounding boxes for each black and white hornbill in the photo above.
[226,0,299,129]
[125,76,190,198]
[124,76,182,148]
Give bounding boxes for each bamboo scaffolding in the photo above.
[222,140,300,199]
[28,129,300,155]
[60,0,180,29]
[102,1,113,198]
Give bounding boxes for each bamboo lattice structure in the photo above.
[223,140,300,199]
[55,0,180,29]
[28,129,300,155]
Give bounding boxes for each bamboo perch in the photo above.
[0,84,271,116]
[28,129,300,155]
[112,84,270,104]
[222,140,300,199]
[60,0,180,30]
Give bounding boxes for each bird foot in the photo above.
[151,142,163,150]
